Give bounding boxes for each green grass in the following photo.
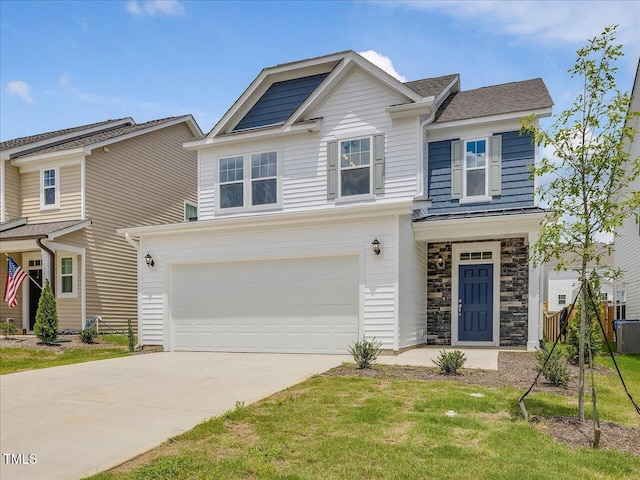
[0,342,130,375]
[86,367,640,480]
[99,333,136,347]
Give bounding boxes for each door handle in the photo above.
[458,299,463,317]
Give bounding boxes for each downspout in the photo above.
[414,110,437,205]
[36,237,56,297]
[124,232,141,350]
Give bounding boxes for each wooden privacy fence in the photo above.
[543,302,616,343]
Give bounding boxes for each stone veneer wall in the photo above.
[426,238,529,346]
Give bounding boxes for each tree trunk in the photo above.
[578,276,587,422]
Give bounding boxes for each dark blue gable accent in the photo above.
[233,73,330,132]
[427,131,535,213]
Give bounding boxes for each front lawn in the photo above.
[0,337,130,374]
[89,368,640,480]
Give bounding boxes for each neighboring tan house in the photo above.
[614,59,640,320]
[1,116,201,333]
[544,243,614,312]
[122,51,553,354]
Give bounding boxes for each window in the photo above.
[340,137,371,196]
[41,167,59,209]
[251,152,277,205]
[451,135,501,203]
[218,152,279,211]
[558,294,567,306]
[600,292,608,302]
[219,156,244,209]
[184,202,198,221]
[59,256,76,298]
[616,289,627,319]
[465,140,487,197]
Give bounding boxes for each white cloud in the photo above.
[397,1,639,46]
[126,0,185,18]
[358,50,407,82]
[6,80,34,104]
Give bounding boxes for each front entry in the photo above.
[28,269,42,331]
[458,264,493,342]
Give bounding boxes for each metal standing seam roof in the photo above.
[413,206,546,223]
[0,219,90,240]
[434,78,553,123]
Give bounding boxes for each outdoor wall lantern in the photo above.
[372,238,381,256]
[436,254,445,270]
[145,253,155,268]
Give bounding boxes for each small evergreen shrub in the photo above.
[34,280,58,344]
[433,349,466,375]
[78,325,97,344]
[127,319,136,352]
[535,345,570,388]
[0,322,18,339]
[566,316,604,365]
[349,336,383,369]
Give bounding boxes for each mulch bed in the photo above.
[0,334,125,351]
[323,351,640,457]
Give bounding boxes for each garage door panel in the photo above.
[170,256,359,353]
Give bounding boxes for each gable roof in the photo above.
[434,78,553,124]
[405,74,459,100]
[3,115,202,162]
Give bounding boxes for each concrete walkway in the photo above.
[0,347,501,480]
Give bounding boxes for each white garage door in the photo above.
[170,256,359,353]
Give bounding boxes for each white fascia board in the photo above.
[183,119,322,150]
[0,118,134,161]
[47,219,92,240]
[433,76,460,107]
[426,108,553,133]
[119,200,414,238]
[12,151,84,171]
[386,99,435,120]
[0,217,27,232]
[0,238,39,253]
[412,212,546,242]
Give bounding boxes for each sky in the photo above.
[1,0,639,142]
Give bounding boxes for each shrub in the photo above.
[34,280,58,344]
[127,319,136,352]
[0,321,18,339]
[349,336,383,369]
[78,325,97,344]
[566,313,604,365]
[433,349,466,375]
[535,345,570,388]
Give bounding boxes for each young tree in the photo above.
[522,25,639,422]
[34,279,58,344]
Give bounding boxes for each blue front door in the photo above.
[458,264,493,342]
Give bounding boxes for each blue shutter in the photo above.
[451,140,463,200]
[327,141,338,200]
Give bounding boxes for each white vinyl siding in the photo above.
[398,214,427,349]
[138,216,398,350]
[197,69,419,220]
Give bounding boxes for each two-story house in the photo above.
[614,60,640,320]
[1,116,201,333]
[122,51,553,353]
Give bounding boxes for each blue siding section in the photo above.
[233,73,329,131]
[427,130,535,213]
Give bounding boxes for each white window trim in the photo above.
[40,167,60,210]
[461,138,490,204]
[58,254,77,299]
[451,242,501,347]
[184,201,198,221]
[338,136,373,199]
[215,150,282,214]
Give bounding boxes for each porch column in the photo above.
[527,229,542,351]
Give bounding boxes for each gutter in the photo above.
[36,237,56,297]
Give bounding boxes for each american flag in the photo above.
[4,257,28,308]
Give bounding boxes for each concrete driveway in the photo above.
[0,352,350,480]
